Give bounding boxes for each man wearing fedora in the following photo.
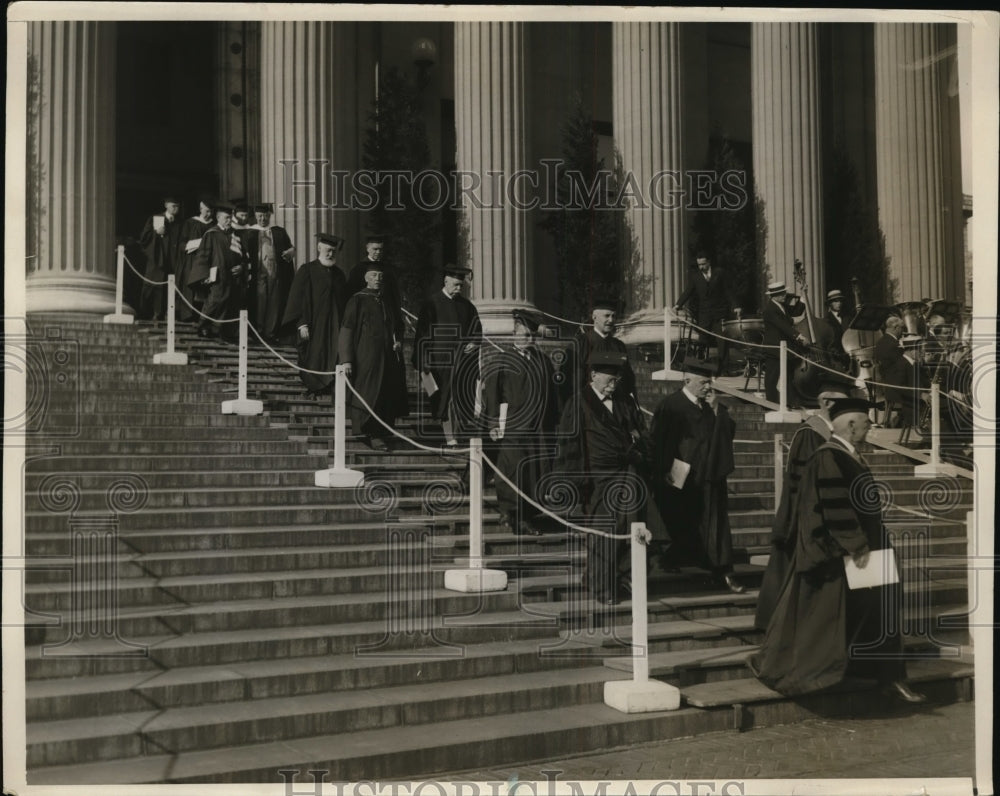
[824,289,851,371]
[762,281,809,405]
[673,252,741,376]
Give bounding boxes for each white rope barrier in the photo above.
[103,245,134,325]
[122,251,169,286]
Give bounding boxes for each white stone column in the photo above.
[260,22,360,267]
[454,22,533,333]
[26,22,118,314]
[752,23,825,309]
[875,23,965,302]
[613,22,686,343]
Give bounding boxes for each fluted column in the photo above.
[752,23,825,308]
[260,22,360,267]
[875,24,964,302]
[613,22,686,342]
[26,22,118,314]
[455,22,532,333]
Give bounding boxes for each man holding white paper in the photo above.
[749,397,926,703]
[650,364,740,593]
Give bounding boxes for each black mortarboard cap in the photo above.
[443,264,473,279]
[254,203,273,213]
[817,373,854,397]
[591,296,619,313]
[590,350,628,374]
[365,233,385,244]
[163,195,181,204]
[316,232,345,251]
[828,397,873,419]
[512,308,543,333]
[681,360,714,377]
[231,199,250,213]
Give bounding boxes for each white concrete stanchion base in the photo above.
[221,399,264,415]
[103,313,134,325]
[764,410,801,424]
[913,462,965,478]
[604,679,681,713]
[314,468,365,488]
[444,568,508,593]
[651,368,686,382]
[153,352,189,365]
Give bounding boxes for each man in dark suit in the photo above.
[824,289,851,370]
[749,397,926,703]
[484,308,561,535]
[762,281,809,405]
[412,265,482,445]
[553,351,655,605]
[650,364,741,593]
[874,316,910,426]
[673,253,741,375]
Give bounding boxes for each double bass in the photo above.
[790,259,836,405]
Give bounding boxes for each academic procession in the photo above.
[14,14,984,788]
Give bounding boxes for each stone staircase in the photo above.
[18,313,974,784]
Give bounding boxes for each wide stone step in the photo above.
[38,412,284,429]
[28,439,310,456]
[26,426,294,442]
[24,453,328,473]
[27,700,732,784]
[24,469,322,491]
[24,609,558,681]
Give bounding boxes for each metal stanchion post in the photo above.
[605,522,681,712]
[915,382,960,476]
[221,310,263,415]
[445,439,507,593]
[765,341,800,423]
[774,432,783,507]
[652,307,685,381]
[315,365,365,487]
[153,275,187,365]
[103,245,134,324]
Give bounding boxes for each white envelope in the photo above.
[421,371,438,397]
[844,548,899,590]
[497,403,508,437]
[666,458,691,489]
[185,238,202,253]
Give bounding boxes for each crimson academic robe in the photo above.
[650,388,736,571]
[281,260,348,394]
[338,289,408,435]
[754,414,831,629]
[748,438,905,695]
[137,213,181,320]
[411,291,482,429]
[175,216,214,320]
[483,345,560,528]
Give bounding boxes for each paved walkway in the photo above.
[446,700,974,782]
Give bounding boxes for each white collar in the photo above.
[441,288,456,300]
[831,433,857,456]
[592,327,609,339]
[681,386,702,406]
[591,385,613,405]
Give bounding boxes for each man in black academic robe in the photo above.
[175,198,216,322]
[553,351,664,605]
[137,196,182,321]
[189,205,249,339]
[650,366,741,593]
[748,398,926,703]
[411,265,482,444]
[346,235,404,312]
[754,376,852,629]
[251,203,296,342]
[483,309,561,535]
[338,262,408,450]
[280,233,348,397]
[762,281,809,405]
[562,297,644,430]
[673,252,741,376]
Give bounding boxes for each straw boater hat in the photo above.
[766,281,787,297]
[826,289,845,303]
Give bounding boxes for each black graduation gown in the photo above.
[483,346,560,526]
[281,260,348,394]
[137,214,181,320]
[748,439,905,695]
[562,328,644,428]
[411,291,482,428]
[338,289,409,435]
[650,389,736,571]
[754,415,830,629]
[175,216,214,318]
[347,261,402,313]
[252,224,295,339]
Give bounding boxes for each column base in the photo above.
[604,679,681,713]
[103,313,134,325]
[444,568,508,593]
[765,410,803,424]
[27,274,125,316]
[315,467,365,488]
[474,300,538,336]
[913,461,965,478]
